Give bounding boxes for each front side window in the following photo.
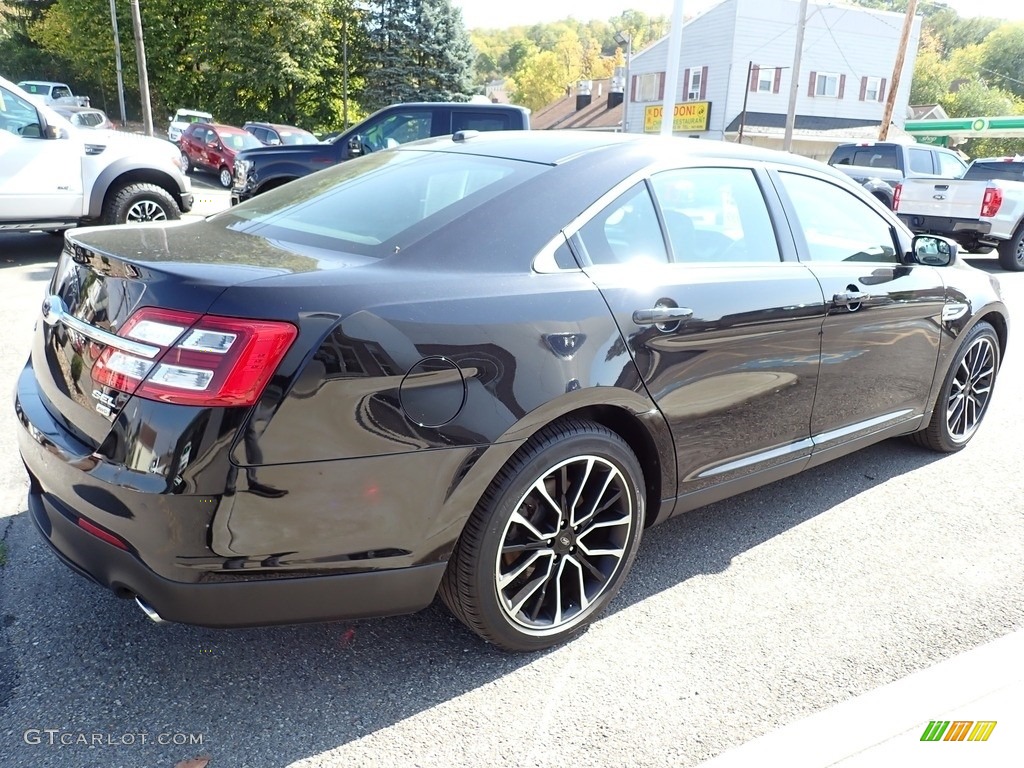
[815,73,839,97]
[576,183,668,266]
[364,111,433,151]
[52,86,72,100]
[0,85,42,138]
[778,172,899,264]
[651,167,781,263]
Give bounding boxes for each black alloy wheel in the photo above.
[440,419,645,652]
[911,321,999,452]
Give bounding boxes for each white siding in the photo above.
[626,0,921,139]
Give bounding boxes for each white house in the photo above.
[624,0,921,159]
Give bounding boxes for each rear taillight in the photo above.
[893,183,902,211]
[981,186,1002,218]
[92,307,297,406]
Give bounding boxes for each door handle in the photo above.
[632,307,694,325]
[832,291,869,306]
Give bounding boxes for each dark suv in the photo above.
[232,102,531,203]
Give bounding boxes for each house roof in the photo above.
[909,104,948,121]
[723,111,912,142]
[531,79,623,132]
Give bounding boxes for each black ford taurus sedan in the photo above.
[16,131,1008,651]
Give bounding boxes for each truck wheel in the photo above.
[102,183,181,225]
[997,228,1024,271]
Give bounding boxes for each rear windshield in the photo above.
[215,150,545,256]
[832,146,899,169]
[964,162,1024,182]
[221,131,263,151]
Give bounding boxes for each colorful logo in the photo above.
[920,720,997,742]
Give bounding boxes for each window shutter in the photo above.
[859,77,867,101]
[749,64,760,92]
[838,74,846,99]
[683,68,691,98]
[700,66,708,99]
[772,67,781,94]
[631,75,638,102]
[657,72,666,100]
[808,71,816,97]
[878,78,887,103]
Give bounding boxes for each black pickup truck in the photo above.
[231,102,531,204]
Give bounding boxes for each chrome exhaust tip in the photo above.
[135,596,167,625]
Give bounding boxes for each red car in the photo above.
[179,122,262,188]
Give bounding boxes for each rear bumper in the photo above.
[27,491,444,627]
[15,361,449,628]
[897,213,993,241]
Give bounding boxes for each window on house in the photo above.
[864,77,881,101]
[688,69,703,100]
[757,68,773,92]
[815,73,839,97]
[636,73,663,103]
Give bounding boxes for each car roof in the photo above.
[203,123,247,134]
[400,130,830,173]
[245,121,313,133]
[17,80,67,87]
[174,109,213,118]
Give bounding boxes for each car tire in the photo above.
[909,321,999,453]
[180,150,192,174]
[997,227,1024,271]
[102,182,181,225]
[218,166,232,189]
[439,418,645,652]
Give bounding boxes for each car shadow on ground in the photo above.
[0,232,62,276]
[0,436,945,767]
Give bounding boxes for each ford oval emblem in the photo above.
[933,194,946,200]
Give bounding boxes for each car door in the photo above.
[0,82,83,220]
[770,169,945,457]
[572,165,826,505]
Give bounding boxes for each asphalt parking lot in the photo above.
[0,209,1021,767]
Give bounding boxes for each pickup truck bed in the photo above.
[895,158,1024,271]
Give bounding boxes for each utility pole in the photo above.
[659,0,685,136]
[738,61,752,143]
[879,0,918,140]
[130,0,153,136]
[109,0,127,126]
[783,0,808,152]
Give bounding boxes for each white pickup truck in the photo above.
[1,75,192,232]
[894,156,1024,271]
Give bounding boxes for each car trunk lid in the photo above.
[33,223,303,448]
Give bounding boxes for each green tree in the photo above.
[361,0,473,112]
[979,22,1024,100]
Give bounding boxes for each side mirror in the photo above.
[348,135,366,157]
[909,235,955,267]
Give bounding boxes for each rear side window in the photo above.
[907,148,934,174]
[217,151,544,256]
[452,111,512,132]
[651,167,781,263]
[964,162,1024,182]
[576,183,669,266]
